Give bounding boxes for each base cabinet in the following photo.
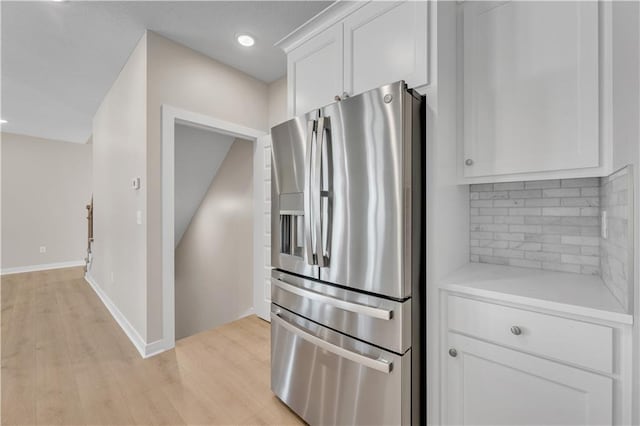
[445,333,613,425]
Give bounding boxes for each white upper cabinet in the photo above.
[343,1,428,96]
[279,1,429,117]
[462,1,602,181]
[287,25,343,118]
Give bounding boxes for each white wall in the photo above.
[1,132,92,271]
[175,138,253,340]
[174,123,234,246]
[91,33,148,341]
[145,31,269,342]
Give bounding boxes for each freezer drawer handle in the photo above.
[272,278,393,320]
[272,312,393,374]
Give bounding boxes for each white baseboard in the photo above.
[1,260,85,276]
[84,273,174,358]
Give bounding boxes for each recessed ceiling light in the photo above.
[236,34,255,47]
[0,119,7,124]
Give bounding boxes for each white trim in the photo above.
[161,105,267,354]
[275,1,366,53]
[84,273,169,358]
[1,260,85,276]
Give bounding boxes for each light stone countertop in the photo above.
[440,263,633,325]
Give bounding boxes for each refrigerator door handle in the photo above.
[272,277,394,320]
[315,116,327,267]
[271,311,393,374]
[304,119,317,265]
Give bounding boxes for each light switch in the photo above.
[132,177,141,190]
[601,210,608,239]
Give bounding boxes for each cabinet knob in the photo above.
[510,326,522,336]
[448,348,458,358]
[334,94,342,101]
[465,159,474,166]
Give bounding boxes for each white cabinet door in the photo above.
[287,25,343,117]
[343,1,428,96]
[462,1,600,179]
[445,333,613,426]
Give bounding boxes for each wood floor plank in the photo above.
[1,267,304,425]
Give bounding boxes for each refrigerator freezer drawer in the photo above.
[271,305,411,426]
[271,269,411,354]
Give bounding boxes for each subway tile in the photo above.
[493,199,524,207]
[542,207,580,216]
[561,236,600,246]
[509,258,543,269]
[479,191,509,200]
[561,177,600,188]
[542,262,581,274]
[508,189,542,199]
[470,231,493,240]
[494,182,524,191]
[581,246,600,256]
[494,232,525,241]
[478,240,510,249]
[524,216,562,225]
[470,216,494,224]
[509,241,542,251]
[524,180,561,189]
[525,198,561,207]
[509,224,542,234]
[541,225,581,235]
[581,187,599,197]
[469,192,480,200]
[580,207,600,216]
[525,234,562,243]
[561,254,600,266]
[471,224,509,232]
[509,207,541,216]
[479,208,509,216]
[541,244,581,254]
[494,216,525,224]
[470,184,493,192]
[493,249,524,259]
[471,247,492,256]
[542,188,581,197]
[470,199,493,208]
[525,251,561,263]
[560,217,599,226]
[561,197,599,207]
[470,254,480,262]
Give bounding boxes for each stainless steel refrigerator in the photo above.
[269,81,425,425]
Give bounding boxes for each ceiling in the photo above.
[1,1,331,143]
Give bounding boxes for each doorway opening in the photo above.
[161,106,268,349]
[174,123,253,340]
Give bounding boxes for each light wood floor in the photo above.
[1,267,304,425]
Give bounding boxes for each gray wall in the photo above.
[1,132,92,270]
[174,138,253,340]
[174,123,234,246]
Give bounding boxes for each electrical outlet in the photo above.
[601,210,608,239]
[39,246,46,253]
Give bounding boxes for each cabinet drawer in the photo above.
[447,295,613,373]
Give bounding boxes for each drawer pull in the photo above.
[272,311,392,374]
[448,348,458,358]
[272,278,393,320]
[510,326,522,336]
